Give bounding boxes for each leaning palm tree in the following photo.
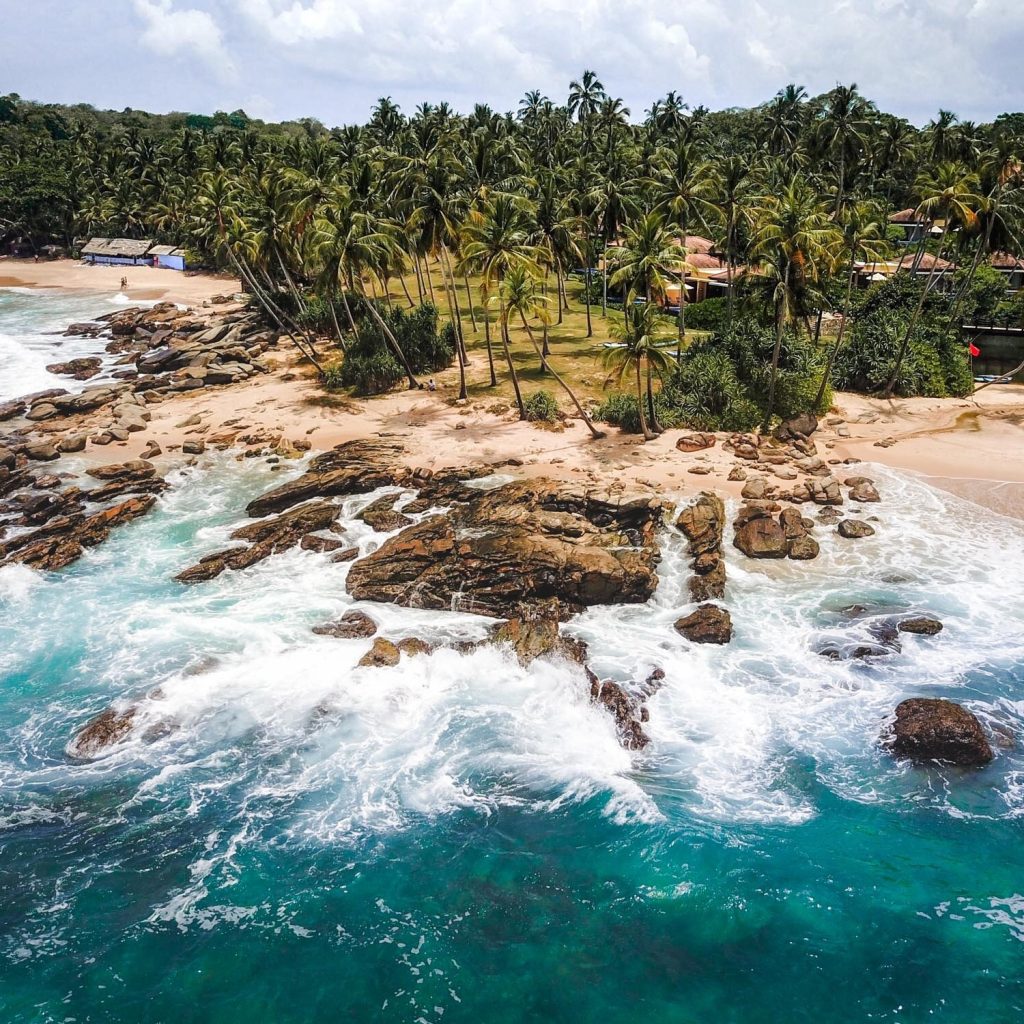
[602,297,674,442]
[815,201,889,406]
[459,194,543,413]
[501,265,605,438]
[883,162,981,396]
[749,176,840,428]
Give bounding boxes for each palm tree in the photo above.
[815,201,889,406]
[501,265,605,438]
[711,155,754,330]
[816,84,872,212]
[883,162,981,396]
[601,297,674,442]
[749,176,840,428]
[567,70,606,151]
[460,194,544,416]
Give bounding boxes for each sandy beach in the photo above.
[0,257,240,306]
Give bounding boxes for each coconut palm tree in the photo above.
[500,264,605,438]
[815,201,889,406]
[749,176,840,428]
[883,162,982,396]
[601,297,674,442]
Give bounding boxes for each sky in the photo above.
[2,0,1023,127]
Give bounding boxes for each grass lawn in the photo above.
[361,261,710,411]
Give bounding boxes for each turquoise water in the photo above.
[2,292,1023,1023]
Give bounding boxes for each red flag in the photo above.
[969,342,981,357]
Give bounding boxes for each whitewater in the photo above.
[1,289,1022,1023]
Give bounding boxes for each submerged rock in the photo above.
[885,698,993,766]
[837,519,875,539]
[312,610,378,639]
[674,604,732,644]
[589,676,649,750]
[66,706,137,760]
[358,638,401,668]
[898,616,943,636]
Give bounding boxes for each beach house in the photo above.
[81,238,155,266]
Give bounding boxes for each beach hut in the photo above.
[149,244,187,271]
[81,238,154,266]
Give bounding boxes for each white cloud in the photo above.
[133,0,236,79]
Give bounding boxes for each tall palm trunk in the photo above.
[462,271,478,332]
[275,250,319,353]
[762,264,791,430]
[583,258,594,338]
[328,296,347,353]
[482,285,498,386]
[815,261,855,407]
[601,238,609,316]
[440,244,468,363]
[518,311,604,438]
[646,361,664,434]
[454,324,468,401]
[339,285,360,341]
[885,222,950,396]
[361,296,420,390]
[398,270,415,308]
[635,361,653,441]
[498,294,525,418]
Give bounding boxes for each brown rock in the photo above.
[358,494,414,533]
[86,460,156,482]
[837,519,875,539]
[66,706,137,759]
[885,698,993,766]
[396,638,434,657]
[675,492,725,556]
[590,676,649,750]
[312,610,378,638]
[733,516,788,559]
[787,535,820,560]
[674,604,732,644]
[358,638,401,668]
[898,616,943,636]
[675,432,716,453]
[688,560,726,601]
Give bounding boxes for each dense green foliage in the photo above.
[1,79,1022,409]
[522,390,560,422]
[833,276,972,397]
[335,303,455,394]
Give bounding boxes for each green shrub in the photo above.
[523,390,560,422]
[683,297,727,332]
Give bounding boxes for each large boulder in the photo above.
[347,479,665,619]
[885,698,993,766]
[358,638,401,668]
[312,610,378,639]
[674,604,732,644]
[838,519,875,539]
[675,492,725,555]
[66,706,136,759]
[775,412,818,441]
[733,515,788,558]
[590,676,649,750]
[899,616,943,636]
[46,357,102,380]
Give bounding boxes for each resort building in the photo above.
[889,208,935,245]
[855,252,955,288]
[990,251,1024,292]
[81,238,155,266]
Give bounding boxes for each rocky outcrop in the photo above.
[346,478,665,619]
[488,604,589,666]
[884,698,993,766]
[176,499,340,583]
[246,438,410,517]
[676,491,728,603]
[837,519,875,539]
[733,504,818,560]
[674,604,732,644]
[65,706,137,759]
[46,357,102,380]
[357,493,414,533]
[774,412,818,442]
[358,638,401,668]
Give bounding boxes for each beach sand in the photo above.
[0,258,240,306]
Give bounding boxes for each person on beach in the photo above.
[120,276,127,291]
[427,378,436,391]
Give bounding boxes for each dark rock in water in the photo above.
[837,519,875,539]
[23,441,59,462]
[676,492,725,555]
[176,499,340,583]
[358,637,401,668]
[182,441,205,455]
[86,460,156,482]
[397,638,434,657]
[885,698,993,766]
[488,603,587,666]
[299,533,348,554]
[46,357,102,381]
[246,438,409,517]
[688,560,726,601]
[312,610,378,639]
[674,604,732,644]
[330,546,360,563]
[734,515,788,559]
[347,479,664,620]
[66,706,137,760]
[848,480,881,503]
[898,616,943,636]
[0,400,27,422]
[358,493,414,533]
[787,535,820,560]
[589,675,649,750]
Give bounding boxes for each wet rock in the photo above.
[86,460,156,482]
[358,638,401,668]
[787,535,820,560]
[885,698,993,766]
[898,616,943,636]
[589,676,649,750]
[23,441,59,462]
[733,515,788,559]
[57,432,88,453]
[358,494,414,533]
[66,706,137,759]
[807,476,843,505]
[396,638,434,657]
[299,533,348,553]
[837,519,875,539]
[0,399,27,421]
[182,440,205,455]
[488,604,586,666]
[675,492,725,555]
[330,546,360,563]
[849,480,881,503]
[312,610,378,639]
[675,432,716,453]
[688,560,726,602]
[674,604,732,644]
[347,479,664,619]
[46,357,102,380]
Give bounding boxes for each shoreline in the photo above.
[3,281,1024,522]
[0,257,240,307]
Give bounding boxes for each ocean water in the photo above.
[1,293,1023,1023]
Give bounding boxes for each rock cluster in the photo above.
[0,451,163,571]
[675,491,727,602]
[733,502,819,560]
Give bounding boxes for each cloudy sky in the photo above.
[2,0,1022,126]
